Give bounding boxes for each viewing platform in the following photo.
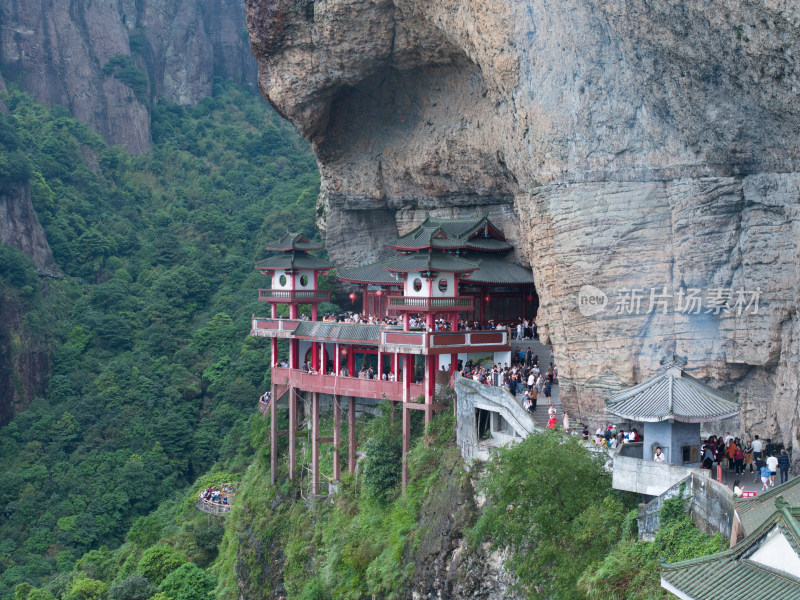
[250,318,510,354]
[271,367,424,402]
[387,296,474,311]
[196,484,237,515]
[258,289,330,303]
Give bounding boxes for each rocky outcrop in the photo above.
[246,0,800,459]
[0,0,257,152]
[0,181,58,275]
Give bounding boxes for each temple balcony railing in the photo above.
[251,317,302,338]
[380,328,510,353]
[271,367,424,402]
[387,296,474,312]
[258,289,331,303]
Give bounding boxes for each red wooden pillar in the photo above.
[480,287,487,325]
[289,339,298,369]
[348,396,356,473]
[311,303,318,321]
[311,391,320,495]
[288,387,296,480]
[403,312,410,331]
[271,303,277,319]
[348,347,355,377]
[270,381,277,485]
[312,341,318,372]
[271,337,278,367]
[333,394,341,481]
[334,343,340,374]
[377,348,382,379]
[425,354,436,425]
[401,353,411,494]
[289,302,298,319]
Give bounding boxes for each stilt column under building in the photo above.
[270,381,277,485]
[402,353,411,493]
[348,396,356,473]
[288,387,296,480]
[311,391,320,495]
[333,394,341,481]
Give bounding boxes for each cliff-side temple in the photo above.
[251,216,536,495]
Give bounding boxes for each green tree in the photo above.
[108,575,157,600]
[158,564,215,600]
[136,546,185,585]
[470,431,626,599]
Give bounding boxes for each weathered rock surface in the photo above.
[246,0,800,458]
[0,0,258,152]
[0,181,58,275]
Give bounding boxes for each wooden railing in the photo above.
[271,367,424,402]
[258,289,330,302]
[387,296,474,310]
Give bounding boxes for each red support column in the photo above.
[377,348,382,380]
[348,347,355,377]
[289,303,298,319]
[480,287,486,325]
[270,381,277,485]
[288,387,296,481]
[271,338,278,367]
[271,303,277,319]
[311,303,318,321]
[348,396,356,473]
[311,391,320,495]
[312,341,318,372]
[333,394,341,481]
[425,354,436,425]
[403,312,410,331]
[402,353,412,494]
[334,343,340,374]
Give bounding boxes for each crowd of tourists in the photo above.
[198,485,235,506]
[699,433,791,492]
[589,424,640,449]
[316,311,537,335]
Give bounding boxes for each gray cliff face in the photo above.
[246,0,800,457]
[0,0,258,153]
[0,181,57,275]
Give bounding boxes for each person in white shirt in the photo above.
[527,373,535,390]
[654,446,666,462]
[752,435,763,459]
[766,453,779,487]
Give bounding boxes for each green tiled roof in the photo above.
[385,253,479,274]
[389,215,512,251]
[661,502,800,600]
[255,253,333,271]
[293,321,381,343]
[338,255,534,285]
[338,258,399,284]
[466,257,535,285]
[736,477,800,537]
[264,232,324,252]
[605,355,740,423]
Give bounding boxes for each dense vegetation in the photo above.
[0,81,326,598]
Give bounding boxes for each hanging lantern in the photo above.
[527,294,534,303]
[349,292,357,303]
[484,295,491,303]
[375,289,383,297]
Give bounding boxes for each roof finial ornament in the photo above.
[660,352,688,370]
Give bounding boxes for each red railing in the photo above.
[258,289,330,302]
[271,367,424,402]
[387,296,474,311]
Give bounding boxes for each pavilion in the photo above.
[605,354,740,466]
[251,216,536,496]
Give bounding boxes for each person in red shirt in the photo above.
[547,415,557,429]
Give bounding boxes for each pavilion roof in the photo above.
[661,499,800,600]
[338,255,533,286]
[389,215,512,252]
[385,253,479,274]
[736,477,800,537]
[293,321,381,343]
[605,354,740,423]
[263,232,324,252]
[254,253,333,271]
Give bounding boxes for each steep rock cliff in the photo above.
[0,181,57,275]
[246,0,800,456]
[0,0,258,152]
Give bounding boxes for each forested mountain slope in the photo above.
[0,81,324,597]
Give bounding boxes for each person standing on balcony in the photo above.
[779,449,790,484]
[654,447,665,462]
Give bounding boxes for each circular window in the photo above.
[279,274,287,286]
[300,274,309,287]
[438,278,448,293]
[413,278,423,292]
